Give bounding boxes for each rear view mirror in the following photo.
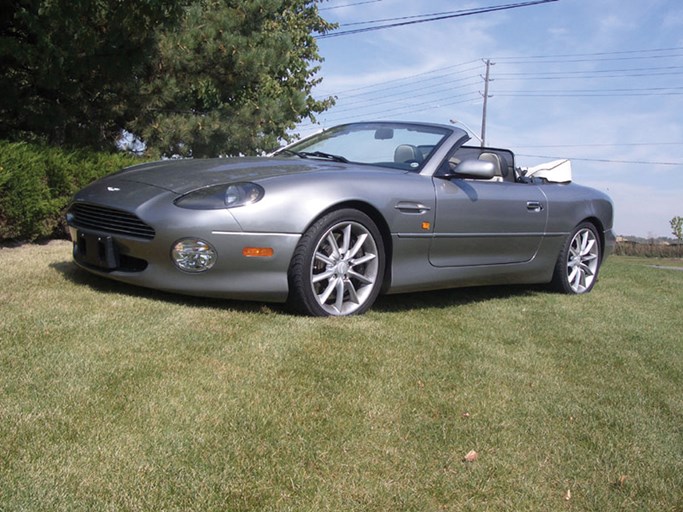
[374,128,394,140]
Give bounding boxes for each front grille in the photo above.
[68,203,155,240]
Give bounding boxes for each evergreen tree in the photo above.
[131,0,334,157]
[0,0,334,156]
[0,0,185,149]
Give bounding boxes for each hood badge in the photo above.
[107,186,121,192]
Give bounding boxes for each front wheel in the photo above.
[288,209,385,316]
[551,222,601,294]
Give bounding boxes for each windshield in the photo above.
[277,122,452,172]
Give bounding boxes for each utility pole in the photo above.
[480,59,494,147]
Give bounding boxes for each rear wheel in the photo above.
[288,209,385,316]
[552,222,601,294]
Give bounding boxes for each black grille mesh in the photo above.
[69,203,155,240]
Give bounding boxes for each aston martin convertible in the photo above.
[66,121,615,316]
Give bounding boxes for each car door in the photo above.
[429,177,548,267]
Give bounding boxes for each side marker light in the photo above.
[242,247,274,257]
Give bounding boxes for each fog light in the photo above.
[171,239,217,273]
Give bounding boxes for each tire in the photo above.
[288,209,385,316]
[551,222,601,294]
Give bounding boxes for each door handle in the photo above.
[526,201,543,212]
[395,201,431,214]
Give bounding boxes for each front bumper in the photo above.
[68,225,301,302]
[67,196,301,303]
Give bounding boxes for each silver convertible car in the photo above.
[67,121,615,316]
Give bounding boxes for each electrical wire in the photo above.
[327,71,482,102]
[512,142,683,148]
[497,91,683,97]
[496,65,683,76]
[318,0,384,11]
[317,0,559,39]
[496,54,683,65]
[492,46,683,60]
[317,61,481,98]
[298,93,481,127]
[517,154,683,166]
[496,72,683,81]
[329,77,481,110]
[304,44,683,162]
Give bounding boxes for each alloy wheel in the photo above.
[309,220,380,315]
[566,227,600,293]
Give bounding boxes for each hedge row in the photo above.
[614,241,683,258]
[0,141,147,242]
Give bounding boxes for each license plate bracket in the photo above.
[75,231,119,270]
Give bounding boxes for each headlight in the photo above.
[171,239,217,272]
[174,182,264,209]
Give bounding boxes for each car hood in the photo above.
[107,157,348,194]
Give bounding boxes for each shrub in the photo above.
[0,141,146,242]
[614,241,682,258]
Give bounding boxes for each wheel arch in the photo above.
[302,200,394,292]
[580,215,606,258]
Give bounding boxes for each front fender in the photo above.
[228,171,437,236]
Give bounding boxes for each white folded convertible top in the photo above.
[523,159,572,183]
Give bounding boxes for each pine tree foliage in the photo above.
[1,0,334,157]
[0,0,185,149]
[132,0,335,157]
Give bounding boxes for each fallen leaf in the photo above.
[463,450,478,462]
[618,475,628,487]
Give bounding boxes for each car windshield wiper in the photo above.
[283,150,349,163]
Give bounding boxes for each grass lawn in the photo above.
[1,241,681,511]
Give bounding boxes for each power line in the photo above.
[500,86,683,92]
[498,91,683,97]
[497,71,683,81]
[317,60,481,98]
[328,91,482,119]
[318,0,384,11]
[495,86,683,98]
[318,52,683,114]
[299,93,481,126]
[496,54,683,65]
[326,70,482,102]
[513,142,683,148]
[338,7,531,27]
[493,46,683,60]
[317,0,559,39]
[496,65,683,76]
[328,77,481,110]
[517,154,683,166]
[305,45,683,145]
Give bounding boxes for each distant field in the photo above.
[1,242,681,511]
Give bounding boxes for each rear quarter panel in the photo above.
[539,182,615,256]
[541,183,611,229]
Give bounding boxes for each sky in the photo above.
[297,0,683,238]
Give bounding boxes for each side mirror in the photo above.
[444,159,496,179]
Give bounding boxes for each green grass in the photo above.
[1,242,681,511]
